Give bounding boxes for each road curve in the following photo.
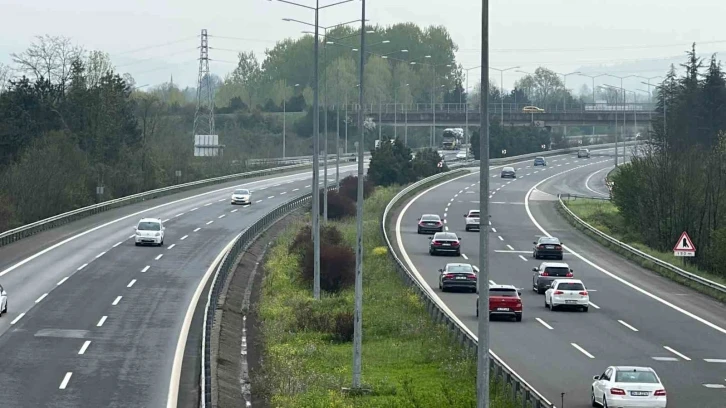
[0,163,360,407]
[394,149,726,408]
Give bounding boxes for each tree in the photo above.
[325,56,357,108]
[367,139,413,186]
[11,35,83,94]
[514,67,566,107]
[364,55,392,105]
[0,63,10,95]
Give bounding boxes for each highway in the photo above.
[394,147,726,407]
[0,162,362,407]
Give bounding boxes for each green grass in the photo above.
[254,185,520,408]
[562,198,726,299]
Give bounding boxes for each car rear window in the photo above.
[421,215,440,221]
[539,237,560,244]
[436,233,458,240]
[544,267,570,276]
[615,371,658,383]
[556,282,584,291]
[490,288,517,297]
[138,221,161,231]
[468,211,480,217]
[447,265,474,273]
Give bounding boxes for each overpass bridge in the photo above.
[348,102,658,128]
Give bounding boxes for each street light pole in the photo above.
[490,66,520,124]
[478,0,491,407]
[352,0,366,389]
[312,0,321,299]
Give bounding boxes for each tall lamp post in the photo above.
[282,82,300,158]
[463,65,481,159]
[636,75,662,127]
[576,73,608,138]
[270,0,356,300]
[478,0,491,407]
[554,71,581,113]
[490,66,520,124]
[603,74,637,165]
[382,50,409,139]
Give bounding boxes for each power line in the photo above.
[129,60,197,75]
[113,36,199,56]
[459,39,726,54]
[207,34,279,44]
[115,48,199,68]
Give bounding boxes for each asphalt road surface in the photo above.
[394,148,726,407]
[0,162,361,407]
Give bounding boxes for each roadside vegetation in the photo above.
[254,183,519,407]
[563,198,726,289]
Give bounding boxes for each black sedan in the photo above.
[533,236,564,260]
[417,214,444,234]
[429,232,461,256]
[500,166,516,178]
[438,263,477,292]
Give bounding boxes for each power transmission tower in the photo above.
[193,29,220,156]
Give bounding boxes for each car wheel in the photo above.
[533,252,538,259]
[417,228,421,234]
[545,298,549,308]
[583,306,589,313]
[591,389,598,407]
[602,397,608,408]
[515,314,522,322]
[465,226,469,231]
[135,242,140,246]
[537,287,545,295]
[441,285,447,292]
[456,250,461,256]
[550,303,556,311]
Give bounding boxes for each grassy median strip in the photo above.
[253,185,519,407]
[562,198,726,300]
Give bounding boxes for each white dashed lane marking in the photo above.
[180,235,188,240]
[78,341,91,355]
[127,279,137,288]
[11,313,25,325]
[59,372,73,390]
[536,318,554,330]
[167,244,176,249]
[97,316,107,327]
[112,296,122,305]
[77,263,88,271]
[112,241,122,248]
[35,293,48,303]
[571,343,595,358]
[664,346,691,361]
[506,245,514,250]
[95,251,106,258]
[193,228,201,232]
[206,221,213,225]
[618,320,639,332]
[57,277,69,286]
[518,255,528,262]
[461,254,468,260]
[218,214,226,219]
[155,254,163,260]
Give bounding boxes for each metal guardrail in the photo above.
[557,194,726,296]
[0,158,354,248]
[382,169,553,408]
[346,102,658,115]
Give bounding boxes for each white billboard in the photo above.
[194,134,220,157]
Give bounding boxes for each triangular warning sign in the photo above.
[673,231,696,252]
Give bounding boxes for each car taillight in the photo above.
[541,272,549,276]
[418,221,424,225]
[435,221,442,226]
[432,241,442,246]
[554,290,564,295]
[537,245,545,250]
[566,272,573,277]
[579,291,588,296]
[443,273,455,279]
[555,245,562,250]
[516,300,522,305]
[466,274,477,280]
[654,389,666,396]
[610,388,626,395]
[452,241,459,246]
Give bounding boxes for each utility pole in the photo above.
[478,0,491,407]
[312,0,321,299]
[323,35,329,223]
[193,29,216,144]
[352,0,366,389]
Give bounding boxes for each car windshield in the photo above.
[421,215,440,221]
[490,288,517,297]
[447,264,474,273]
[435,233,458,240]
[535,157,544,160]
[544,267,570,276]
[503,167,514,171]
[137,221,161,231]
[539,237,560,244]
[556,282,584,291]
[234,189,249,195]
[615,371,659,383]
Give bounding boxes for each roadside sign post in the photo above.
[673,231,696,266]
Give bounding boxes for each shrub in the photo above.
[338,175,375,201]
[292,298,332,332]
[329,311,355,342]
[289,224,344,254]
[319,190,355,219]
[301,244,356,292]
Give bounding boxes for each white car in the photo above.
[591,366,667,408]
[463,209,480,231]
[456,150,467,160]
[231,188,251,205]
[0,284,7,316]
[134,218,165,246]
[578,148,590,158]
[544,278,589,311]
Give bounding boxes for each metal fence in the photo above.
[557,194,726,296]
[346,102,657,115]
[0,158,354,248]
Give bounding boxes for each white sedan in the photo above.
[456,150,467,160]
[591,366,667,407]
[544,278,589,312]
[231,188,252,205]
[0,284,7,316]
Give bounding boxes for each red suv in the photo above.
[476,285,523,322]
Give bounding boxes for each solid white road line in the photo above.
[518,255,528,262]
[59,372,73,389]
[78,341,91,355]
[589,302,600,309]
[35,293,48,303]
[584,167,610,197]
[571,343,595,358]
[618,320,639,332]
[180,235,188,240]
[525,165,726,336]
[193,228,201,232]
[112,296,122,305]
[57,277,69,286]
[461,254,468,260]
[141,265,150,273]
[167,244,176,249]
[77,263,88,271]
[536,318,554,330]
[664,346,691,361]
[703,359,726,363]
[97,316,107,327]
[127,279,136,288]
[155,254,163,260]
[10,313,25,325]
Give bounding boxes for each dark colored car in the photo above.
[429,232,461,256]
[477,285,523,321]
[533,157,547,166]
[438,263,476,292]
[533,236,564,259]
[500,166,516,178]
[417,214,443,234]
[532,262,574,294]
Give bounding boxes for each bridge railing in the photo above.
[346,102,657,115]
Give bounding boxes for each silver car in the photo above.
[0,284,7,316]
[463,209,480,231]
[231,188,252,205]
[500,166,516,178]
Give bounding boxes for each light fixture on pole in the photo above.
[490,66,520,124]
[603,74,637,165]
[554,71,581,113]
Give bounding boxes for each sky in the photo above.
[2,0,726,94]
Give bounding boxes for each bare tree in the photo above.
[0,63,10,94]
[11,35,84,91]
[85,50,114,88]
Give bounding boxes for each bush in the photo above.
[319,190,355,219]
[301,244,356,292]
[292,298,332,333]
[330,311,354,342]
[338,175,375,201]
[289,224,344,254]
